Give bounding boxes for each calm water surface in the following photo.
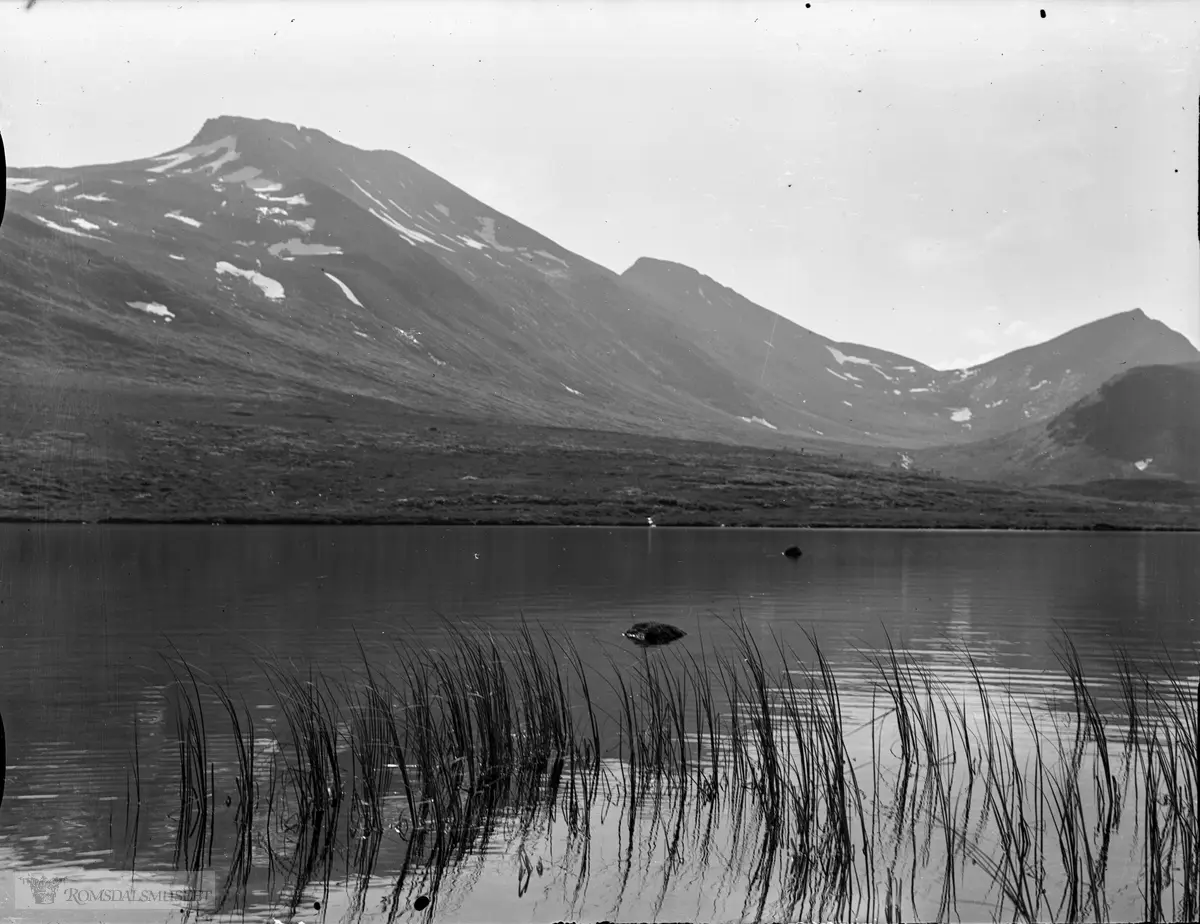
[0,525,1197,922]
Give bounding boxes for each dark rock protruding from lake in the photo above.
[783,545,803,559]
[623,622,687,646]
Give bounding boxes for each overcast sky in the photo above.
[2,0,1196,368]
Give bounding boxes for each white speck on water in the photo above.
[165,211,202,228]
[950,408,973,423]
[127,301,175,321]
[214,261,285,300]
[324,271,363,307]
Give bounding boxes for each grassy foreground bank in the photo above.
[0,385,1195,529]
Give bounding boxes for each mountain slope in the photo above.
[910,362,1200,486]
[2,116,782,441]
[622,258,1198,447]
[3,115,1196,467]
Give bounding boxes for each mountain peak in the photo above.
[188,115,312,146]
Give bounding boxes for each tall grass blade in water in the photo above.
[151,622,1200,923]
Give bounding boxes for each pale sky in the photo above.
[2,0,1197,368]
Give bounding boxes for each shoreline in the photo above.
[1,515,1196,532]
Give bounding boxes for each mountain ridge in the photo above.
[3,113,1197,489]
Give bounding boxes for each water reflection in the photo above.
[0,525,1197,920]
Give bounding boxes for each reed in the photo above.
[152,621,1200,923]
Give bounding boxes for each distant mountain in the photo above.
[2,115,1196,472]
[623,258,1199,447]
[911,362,1200,486]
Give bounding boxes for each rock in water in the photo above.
[783,545,803,559]
[623,622,687,646]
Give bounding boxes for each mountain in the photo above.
[912,362,1200,487]
[622,258,1198,447]
[1,116,781,443]
[2,114,1196,467]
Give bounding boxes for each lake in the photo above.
[0,525,1197,922]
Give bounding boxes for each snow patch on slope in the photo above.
[259,192,308,206]
[6,177,47,194]
[268,239,342,258]
[738,416,778,430]
[476,217,515,252]
[347,177,390,213]
[324,272,363,307]
[563,383,583,396]
[369,208,455,252]
[165,211,202,228]
[950,408,972,423]
[71,217,101,231]
[127,301,175,321]
[33,215,107,241]
[74,193,112,202]
[826,345,894,381]
[1134,458,1153,472]
[535,250,570,269]
[215,261,285,300]
[147,134,238,174]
